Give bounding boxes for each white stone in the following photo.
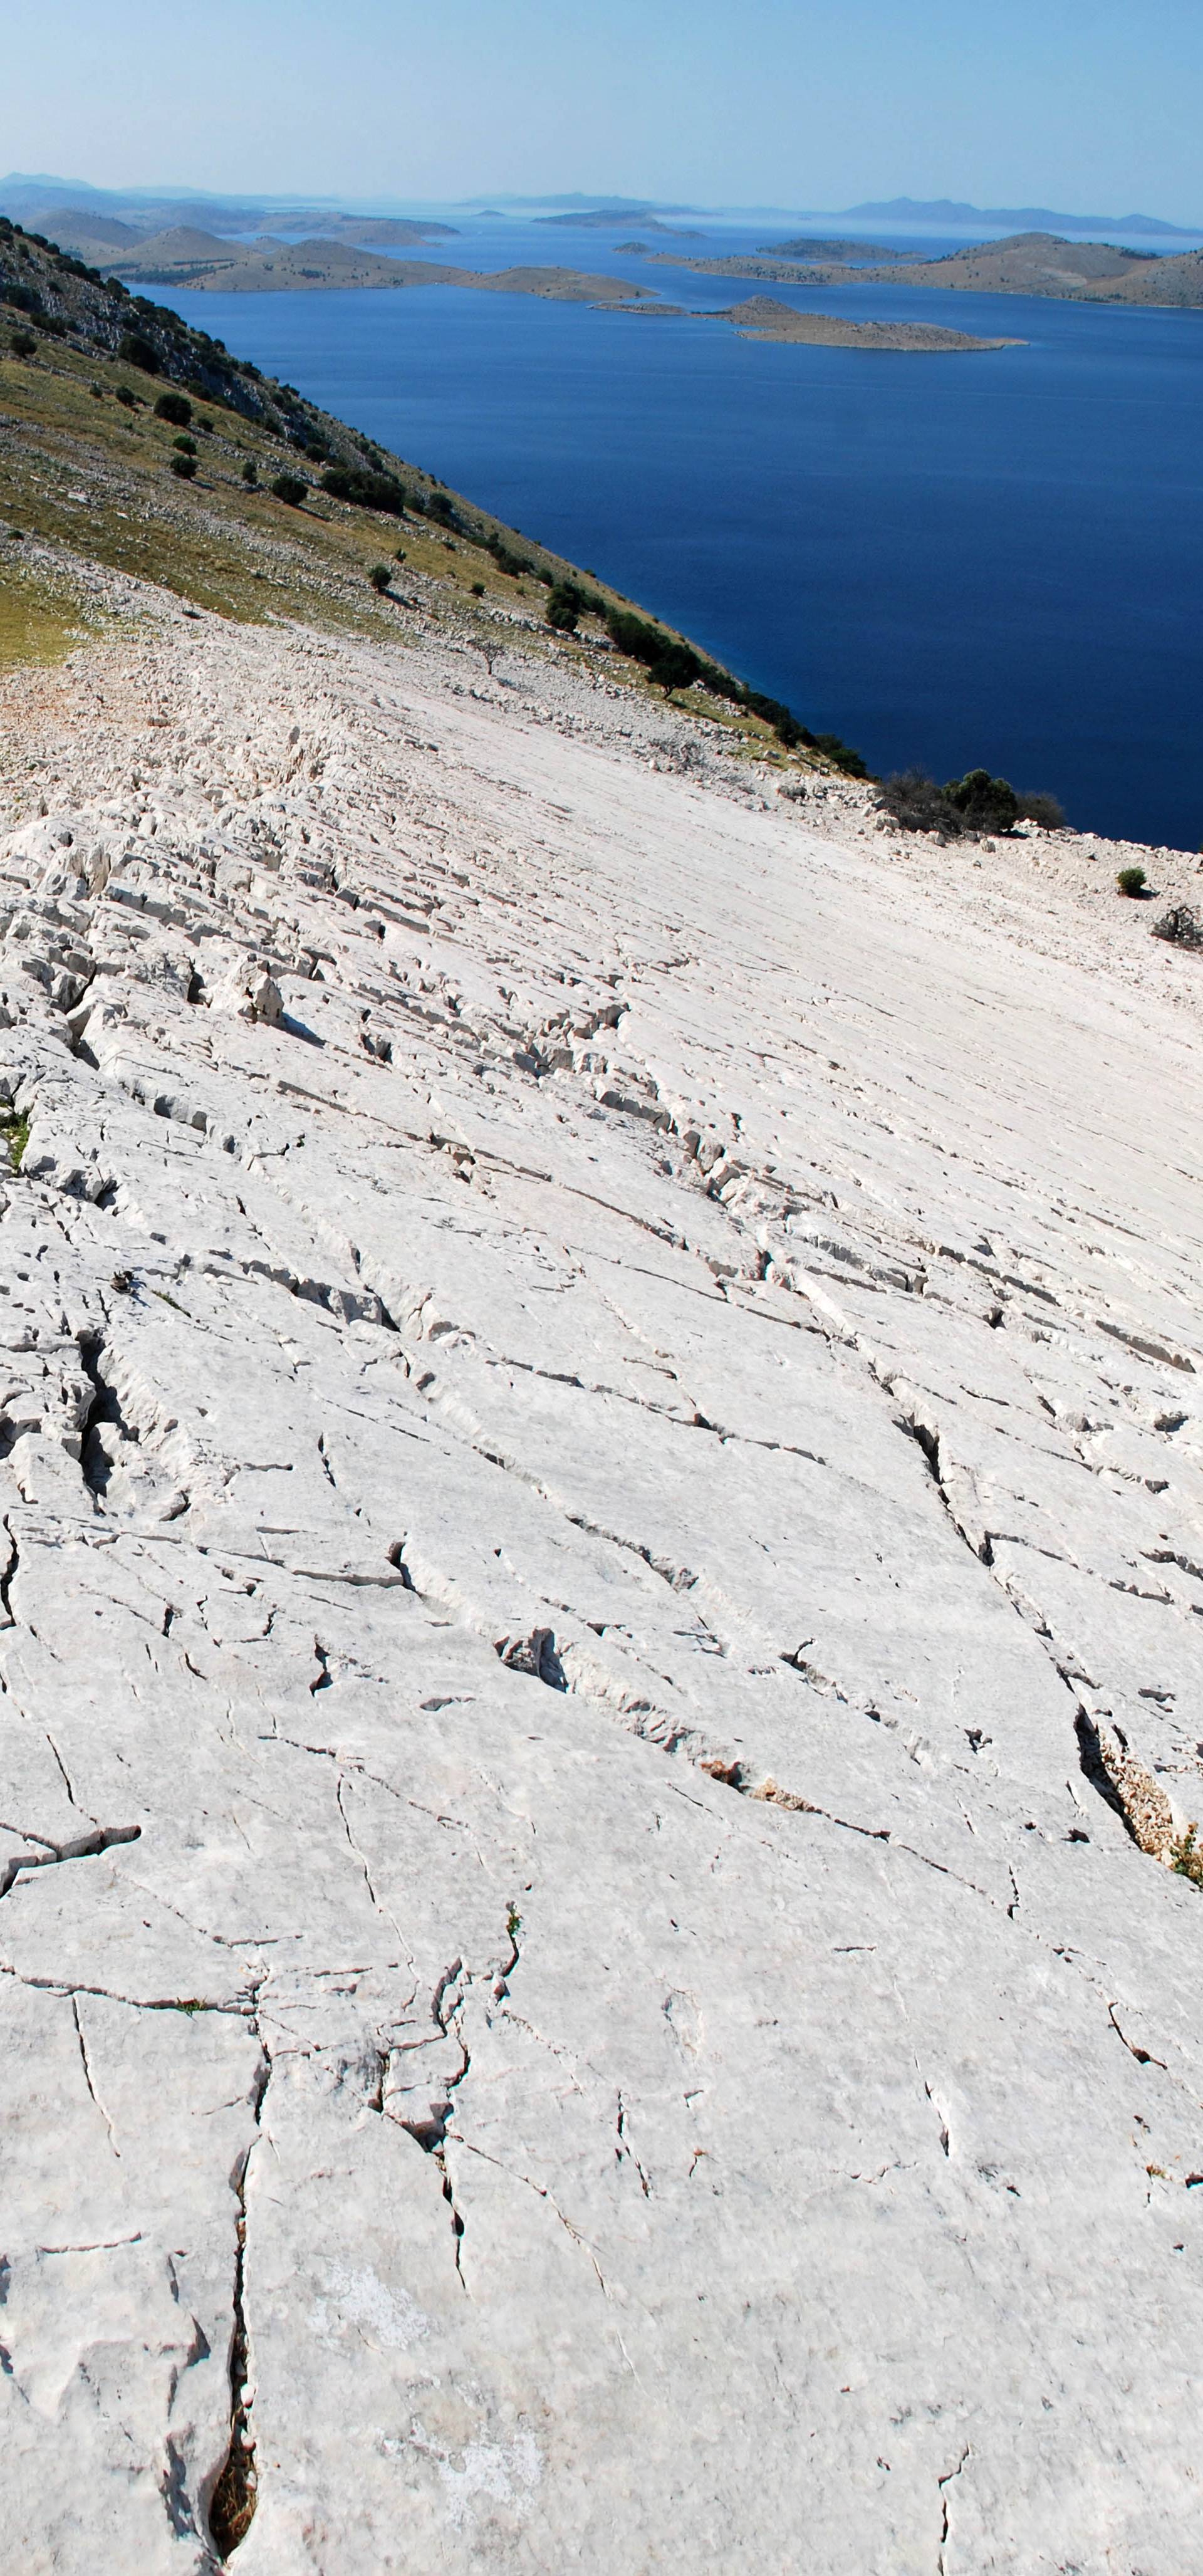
[0,597,1198,2569]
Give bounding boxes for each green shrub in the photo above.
[172,434,197,456]
[9,329,35,358]
[878,769,966,838]
[241,458,258,487]
[270,473,308,506]
[320,464,407,514]
[1017,790,1066,829]
[1171,1825,1203,1885]
[546,585,581,632]
[114,383,138,409]
[195,415,214,434]
[945,768,1021,833]
[1117,865,1147,897]
[368,563,392,593]
[487,533,534,577]
[118,331,158,373]
[393,547,407,563]
[154,390,192,426]
[170,452,197,479]
[471,580,485,596]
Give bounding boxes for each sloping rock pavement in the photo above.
[0,598,1201,2570]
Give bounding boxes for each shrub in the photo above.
[1017,790,1066,830]
[172,434,197,456]
[9,329,36,358]
[945,768,1021,833]
[1151,903,1202,947]
[241,458,258,487]
[270,473,308,506]
[154,390,192,426]
[878,769,966,838]
[118,331,158,373]
[1117,865,1147,897]
[605,607,698,691]
[170,452,197,479]
[1171,1825,1203,1885]
[320,464,407,514]
[195,415,214,434]
[114,383,138,408]
[487,532,534,577]
[471,580,485,596]
[546,585,581,632]
[304,436,330,461]
[805,729,868,777]
[393,547,407,563]
[368,563,392,593]
[89,380,104,398]
[427,489,454,525]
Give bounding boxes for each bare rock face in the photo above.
[0,612,1200,2571]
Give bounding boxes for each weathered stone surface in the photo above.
[0,604,1200,2569]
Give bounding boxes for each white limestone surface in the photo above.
[0,603,1201,2573]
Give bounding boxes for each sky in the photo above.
[6,0,1203,223]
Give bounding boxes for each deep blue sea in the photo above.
[157,216,1203,847]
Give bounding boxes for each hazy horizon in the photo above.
[7,0,1203,227]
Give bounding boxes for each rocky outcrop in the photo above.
[0,601,1201,2570]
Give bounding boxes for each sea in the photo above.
[155,214,1203,849]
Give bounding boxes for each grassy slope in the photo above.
[0,218,842,766]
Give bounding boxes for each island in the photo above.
[638,230,1203,308]
[718,295,1024,351]
[85,230,659,304]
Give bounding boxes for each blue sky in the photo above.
[8,0,1202,222]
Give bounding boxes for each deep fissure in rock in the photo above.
[208,2165,258,2558]
[78,1335,139,1499]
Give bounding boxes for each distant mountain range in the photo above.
[3,173,1198,242]
[835,197,1199,237]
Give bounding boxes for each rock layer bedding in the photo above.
[0,599,1201,2571]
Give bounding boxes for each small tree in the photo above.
[546,586,580,632]
[154,390,192,427]
[241,458,258,488]
[170,453,197,479]
[270,473,308,506]
[368,563,392,593]
[9,330,36,358]
[945,768,1020,833]
[173,434,197,456]
[1017,790,1066,829]
[118,331,157,373]
[114,383,138,409]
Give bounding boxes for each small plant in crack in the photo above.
[506,1903,522,1942]
[0,1106,31,1171]
[1170,1825,1203,1885]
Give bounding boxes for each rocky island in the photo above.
[1,217,1202,2573]
[645,229,1203,309]
[718,294,1023,350]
